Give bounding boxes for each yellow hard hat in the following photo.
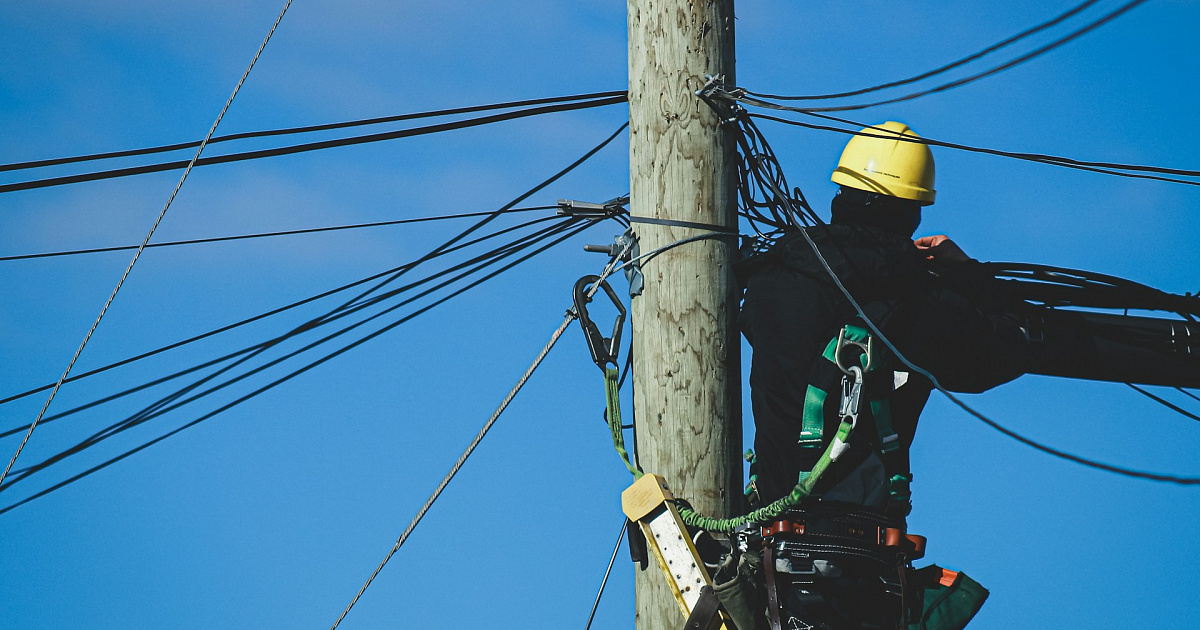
[831,121,936,205]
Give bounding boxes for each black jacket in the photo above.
[739,225,1029,508]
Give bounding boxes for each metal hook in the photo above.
[573,275,627,370]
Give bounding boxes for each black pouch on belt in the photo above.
[907,565,989,630]
[712,550,769,630]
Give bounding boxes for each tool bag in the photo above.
[907,565,989,630]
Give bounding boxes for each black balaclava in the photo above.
[830,186,923,238]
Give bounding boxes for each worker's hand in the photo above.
[914,235,972,263]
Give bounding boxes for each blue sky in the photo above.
[1,1,1197,628]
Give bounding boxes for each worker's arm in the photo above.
[904,239,1031,393]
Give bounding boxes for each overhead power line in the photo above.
[2,217,591,491]
[0,205,558,262]
[1127,384,1200,423]
[746,109,1200,187]
[0,219,599,516]
[746,0,1149,112]
[0,215,563,441]
[0,0,295,490]
[746,0,1102,101]
[0,121,627,413]
[0,92,626,173]
[0,123,629,512]
[0,96,628,194]
[0,215,554,413]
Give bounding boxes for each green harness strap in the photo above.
[605,366,642,480]
[802,325,900,453]
[599,325,908,533]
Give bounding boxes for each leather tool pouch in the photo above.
[908,564,989,630]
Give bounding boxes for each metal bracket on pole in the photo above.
[557,194,629,219]
[621,474,732,630]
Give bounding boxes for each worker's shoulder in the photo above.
[772,225,918,268]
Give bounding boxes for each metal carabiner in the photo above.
[839,365,864,423]
[833,327,874,376]
[573,274,627,370]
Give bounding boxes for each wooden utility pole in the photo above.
[627,1,739,628]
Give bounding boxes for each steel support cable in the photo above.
[328,313,577,630]
[330,234,633,629]
[0,214,561,416]
[3,218,582,480]
[744,0,1102,101]
[2,219,574,485]
[0,119,625,414]
[0,219,601,512]
[746,111,1200,187]
[760,179,1200,484]
[0,96,628,194]
[1127,384,1200,423]
[753,0,1150,113]
[0,92,626,173]
[583,521,627,630]
[2,218,590,485]
[0,206,558,263]
[0,0,294,490]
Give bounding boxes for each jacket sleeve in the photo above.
[902,262,1032,394]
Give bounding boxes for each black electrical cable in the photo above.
[746,0,1102,101]
[4,111,630,477]
[2,217,591,487]
[0,215,574,459]
[0,219,601,514]
[0,215,559,417]
[759,0,1149,112]
[0,206,558,262]
[0,92,626,173]
[1127,384,1200,423]
[0,95,627,194]
[0,121,628,414]
[747,111,1200,187]
[1179,388,1200,404]
[583,521,627,630]
[5,217,584,484]
[979,262,1200,316]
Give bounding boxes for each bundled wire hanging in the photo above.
[697,80,821,244]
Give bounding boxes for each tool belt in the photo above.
[761,509,926,562]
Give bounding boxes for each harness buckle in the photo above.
[572,275,627,370]
[834,327,874,375]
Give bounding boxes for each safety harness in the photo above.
[798,323,912,514]
[576,274,984,630]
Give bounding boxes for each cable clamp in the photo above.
[557,195,628,219]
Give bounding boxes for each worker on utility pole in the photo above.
[736,122,1030,629]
